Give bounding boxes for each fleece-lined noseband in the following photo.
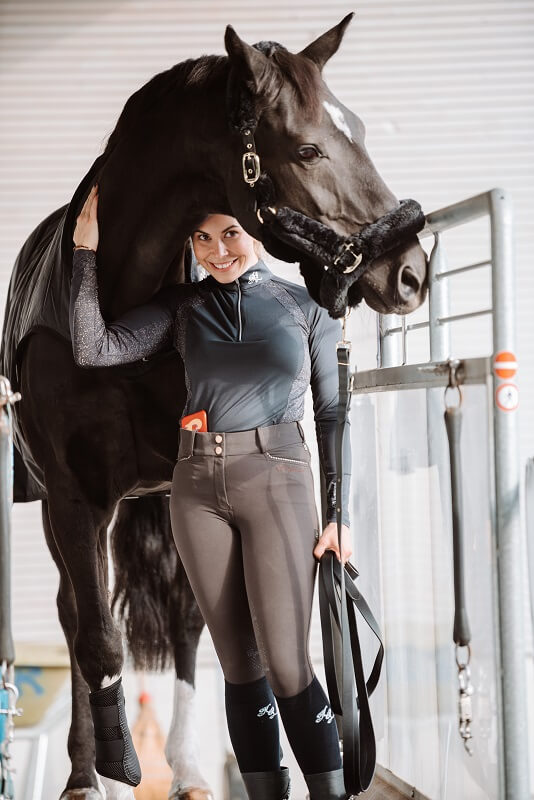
[226,42,426,318]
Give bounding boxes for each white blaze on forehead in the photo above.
[323,100,353,142]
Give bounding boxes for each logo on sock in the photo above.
[315,705,335,724]
[257,702,278,720]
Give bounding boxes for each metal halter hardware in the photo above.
[239,126,366,277]
[334,241,363,274]
[241,128,261,186]
[242,152,261,185]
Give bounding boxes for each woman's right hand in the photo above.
[73,184,99,251]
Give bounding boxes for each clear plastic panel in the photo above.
[351,383,500,800]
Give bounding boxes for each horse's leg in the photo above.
[45,479,142,790]
[42,499,104,800]
[165,559,213,800]
[45,483,121,690]
[93,526,136,800]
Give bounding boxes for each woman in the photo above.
[71,184,353,800]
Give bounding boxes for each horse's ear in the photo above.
[299,13,354,71]
[225,25,278,97]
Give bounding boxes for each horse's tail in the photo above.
[110,494,181,671]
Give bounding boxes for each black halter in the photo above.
[227,47,426,317]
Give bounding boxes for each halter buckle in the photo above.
[242,152,261,186]
[334,241,363,273]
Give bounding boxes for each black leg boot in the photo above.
[241,766,291,799]
[303,768,351,800]
[89,677,141,786]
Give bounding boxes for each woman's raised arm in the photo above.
[69,249,180,367]
[69,184,180,367]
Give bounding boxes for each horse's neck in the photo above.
[97,76,235,318]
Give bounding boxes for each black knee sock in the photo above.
[275,675,342,775]
[225,675,281,772]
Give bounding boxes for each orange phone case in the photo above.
[181,410,208,432]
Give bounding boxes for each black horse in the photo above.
[0,15,427,800]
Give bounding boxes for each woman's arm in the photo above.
[69,183,180,367]
[70,249,179,367]
[308,302,352,529]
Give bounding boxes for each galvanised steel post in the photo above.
[489,188,530,799]
[425,231,458,798]
[378,313,402,368]
[427,232,451,363]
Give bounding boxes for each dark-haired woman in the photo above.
[71,184,353,800]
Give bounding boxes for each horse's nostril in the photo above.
[398,265,421,300]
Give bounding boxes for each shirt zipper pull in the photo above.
[236,280,242,341]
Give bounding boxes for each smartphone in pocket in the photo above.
[181,410,208,432]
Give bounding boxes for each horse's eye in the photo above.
[298,145,322,162]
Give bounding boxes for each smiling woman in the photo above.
[192,214,262,283]
[69,182,353,800]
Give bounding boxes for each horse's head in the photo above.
[224,15,427,315]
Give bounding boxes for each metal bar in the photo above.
[428,231,451,362]
[419,190,491,237]
[361,188,528,798]
[488,187,530,799]
[351,357,491,395]
[0,402,14,668]
[435,259,491,279]
[426,231,454,795]
[526,458,534,634]
[437,308,492,325]
[385,320,430,335]
[378,313,403,367]
[386,307,492,338]
[401,315,407,365]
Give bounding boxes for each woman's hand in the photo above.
[73,183,99,251]
[313,522,352,565]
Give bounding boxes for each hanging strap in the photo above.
[318,336,384,795]
[443,366,474,755]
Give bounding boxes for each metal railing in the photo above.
[352,189,530,799]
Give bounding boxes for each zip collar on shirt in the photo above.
[201,259,273,293]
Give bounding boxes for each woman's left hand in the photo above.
[313,522,352,565]
[73,183,99,251]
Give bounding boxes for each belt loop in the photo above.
[178,427,195,458]
[256,425,269,453]
[296,420,306,442]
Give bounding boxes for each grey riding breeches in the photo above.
[169,421,322,697]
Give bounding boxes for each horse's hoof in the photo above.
[173,790,215,800]
[60,790,103,800]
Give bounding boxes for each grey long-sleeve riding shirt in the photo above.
[70,249,351,526]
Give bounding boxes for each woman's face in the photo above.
[192,214,259,284]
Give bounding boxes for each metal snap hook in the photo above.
[256,206,277,224]
[444,359,463,409]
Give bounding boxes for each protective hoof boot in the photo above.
[89,677,141,787]
[241,766,291,799]
[304,768,351,800]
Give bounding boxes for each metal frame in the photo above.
[352,189,529,799]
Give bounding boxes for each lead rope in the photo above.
[336,311,358,795]
[443,361,474,755]
[319,309,384,796]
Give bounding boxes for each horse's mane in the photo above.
[103,42,321,154]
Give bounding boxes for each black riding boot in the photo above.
[303,768,351,800]
[241,766,291,799]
